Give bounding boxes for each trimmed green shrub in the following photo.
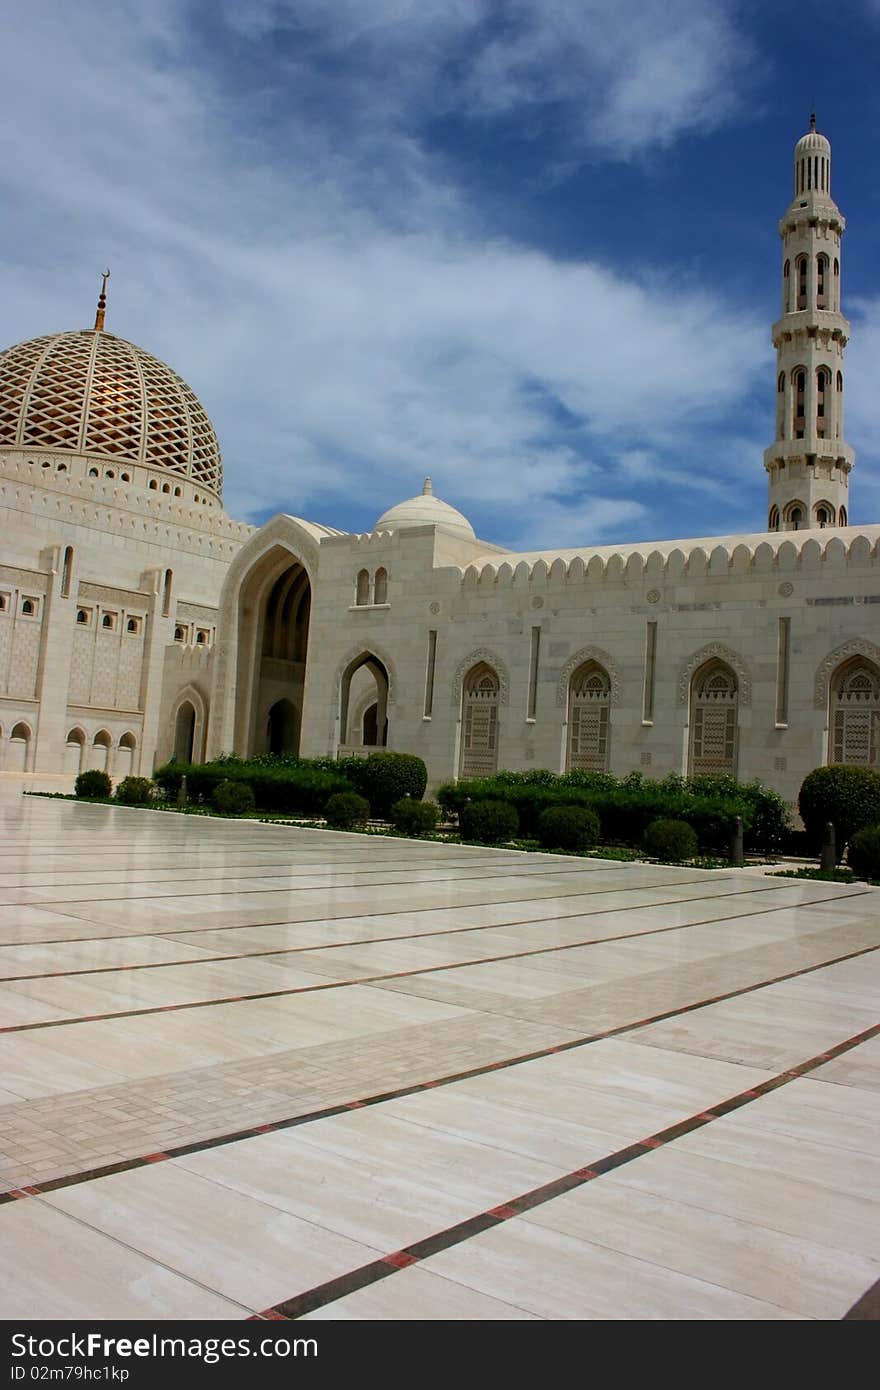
[74,769,111,799]
[847,824,880,879]
[212,780,256,816]
[344,752,427,819]
[115,776,154,806]
[324,791,370,830]
[688,775,790,851]
[537,804,600,852]
[644,818,698,863]
[154,759,349,816]
[459,798,519,845]
[799,764,880,857]
[390,798,438,837]
[436,775,749,850]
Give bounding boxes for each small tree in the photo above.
[799,765,880,858]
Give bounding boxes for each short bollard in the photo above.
[820,821,836,872]
[177,774,188,809]
[729,814,744,868]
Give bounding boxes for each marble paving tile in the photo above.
[519,1177,880,1319]
[43,1164,382,1312]
[0,1199,248,1320]
[417,1219,807,1319]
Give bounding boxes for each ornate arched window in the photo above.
[688,660,738,777]
[373,567,388,604]
[814,502,834,528]
[460,662,500,778]
[796,255,808,311]
[831,660,880,769]
[566,662,611,773]
[784,500,805,532]
[816,254,828,309]
[833,257,840,309]
[356,569,370,606]
[793,367,806,438]
[839,505,848,527]
[816,367,829,438]
[768,505,780,531]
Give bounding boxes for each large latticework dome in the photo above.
[0,328,222,497]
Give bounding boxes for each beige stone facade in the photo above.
[2,121,879,806]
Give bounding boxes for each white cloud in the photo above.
[0,1,779,549]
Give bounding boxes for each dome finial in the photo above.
[810,109,816,133]
[94,269,110,332]
[422,476,433,496]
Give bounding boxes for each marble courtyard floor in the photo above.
[0,781,879,1321]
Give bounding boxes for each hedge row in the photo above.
[436,770,789,852]
[153,750,428,820]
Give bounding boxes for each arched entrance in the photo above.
[266,698,300,755]
[64,728,86,776]
[339,654,390,754]
[231,546,312,757]
[174,702,196,763]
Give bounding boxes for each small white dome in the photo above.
[374,478,475,540]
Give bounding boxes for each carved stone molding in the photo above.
[451,648,510,706]
[555,646,621,706]
[678,643,752,706]
[813,638,880,708]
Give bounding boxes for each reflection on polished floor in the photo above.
[0,779,878,1321]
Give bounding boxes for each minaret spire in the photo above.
[763,121,854,532]
[94,269,110,332]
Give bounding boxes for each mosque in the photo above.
[1,120,878,804]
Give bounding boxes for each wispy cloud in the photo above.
[0,1,827,550]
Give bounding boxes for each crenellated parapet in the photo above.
[456,527,880,591]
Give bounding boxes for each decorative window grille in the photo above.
[689,662,738,777]
[566,663,611,772]
[832,662,880,769]
[460,663,500,778]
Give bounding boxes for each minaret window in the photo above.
[768,506,780,532]
[839,506,848,526]
[796,256,807,311]
[793,368,806,438]
[816,255,828,309]
[816,368,829,437]
[815,503,833,528]
[833,258,840,309]
[783,259,790,312]
[784,502,805,531]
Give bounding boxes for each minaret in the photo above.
[764,118,854,531]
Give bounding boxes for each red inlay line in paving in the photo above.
[10,873,801,949]
[1,934,877,1207]
[11,858,644,912]
[0,885,863,1036]
[0,876,791,982]
[259,1019,880,1320]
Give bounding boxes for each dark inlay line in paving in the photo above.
[3,933,877,1207]
[0,859,652,910]
[253,1019,880,1320]
[0,875,817,948]
[0,881,852,984]
[0,886,868,1035]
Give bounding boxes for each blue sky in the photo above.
[2,1,879,550]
